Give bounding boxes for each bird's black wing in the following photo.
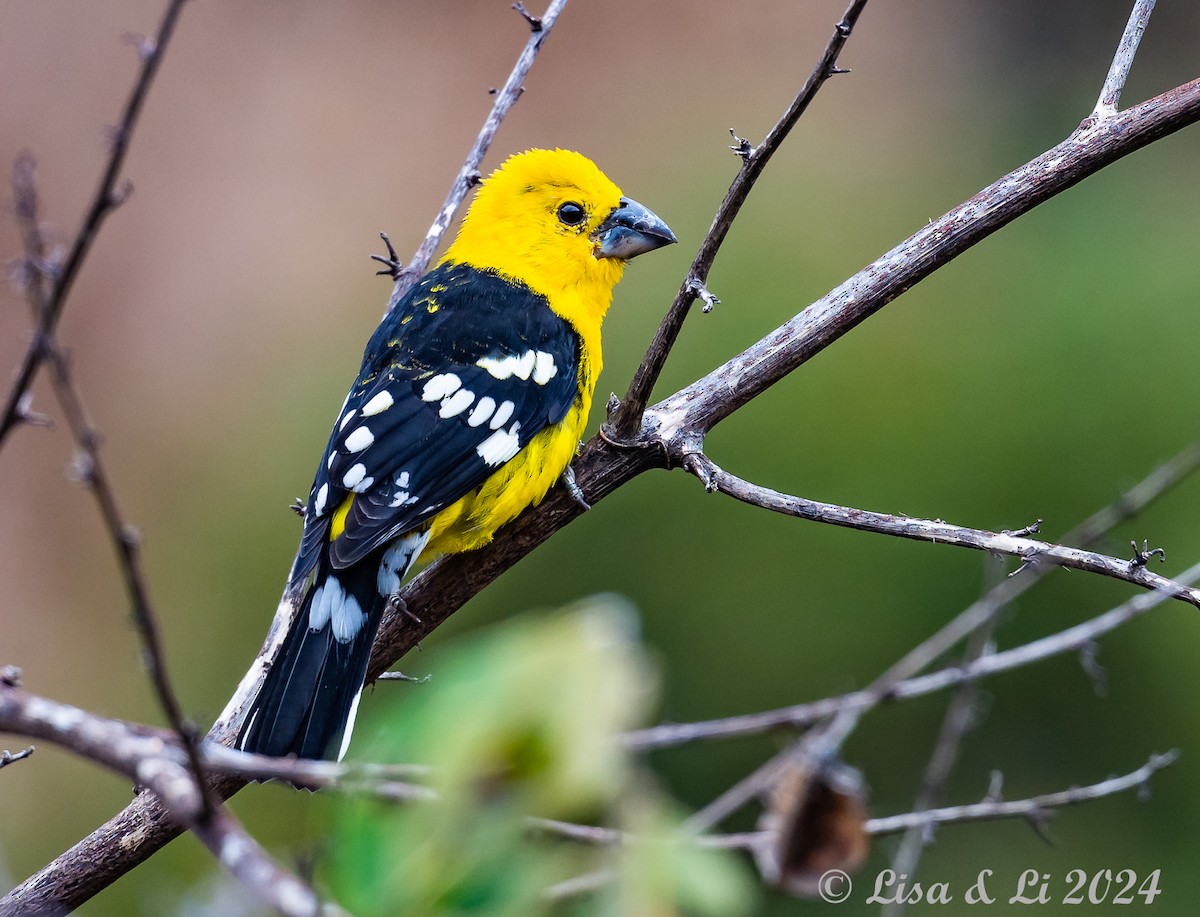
[290,261,580,583]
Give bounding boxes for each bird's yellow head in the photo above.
[442,149,675,317]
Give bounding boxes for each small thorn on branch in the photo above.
[1007,554,1037,578]
[68,450,97,486]
[289,498,307,518]
[15,392,52,428]
[1024,807,1055,845]
[1129,539,1165,568]
[983,770,1004,803]
[377,671,432,684]
[512,2,543,31]
[683,453,718,493]
[688,277,721,314]
[1002,518,1042,537]
[827,65,851,76]
[107,179,135,211]
[0,746,35,770]
[606,393,621,417]
[728,128,755,160]
[122,31,158,61]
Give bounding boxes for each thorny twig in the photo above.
[609,0,871,440]
[685,452,1200,608]
[384,0,570,308]
[0,0,189,449]
[11,148,215,820]
[625,560,1200,751]
[867,751,1179,837]
[537,754,1177,901]
[0,682,341,916]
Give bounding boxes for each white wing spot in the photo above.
[396,471,410,488]
[308,579,337,630]
[361,390,394,416]
[421,373,461,402]
[342,463,367,490]
[331,592,366,642]
[327,451,336,470]
[389,490,410,508]
[490,400,515,430]
[477,423,522,466]
[344,426,375,453]
[339,410,356,431]
[514,350,536,380]
[314,483,329,516]
[377,531,431,596]
[468,396,495,427]
[533,351,557,385]
[439,388,475,418]
[477,350,537,381]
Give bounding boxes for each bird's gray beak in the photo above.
[592,197,676,261]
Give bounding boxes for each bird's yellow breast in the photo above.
[424,393,591,555]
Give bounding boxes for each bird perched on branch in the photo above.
[238,149,675,760]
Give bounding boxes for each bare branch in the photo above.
[384,0,570,308]
[10,147,214,820]
[0,682,338,916]
[867,751,1178,837]
[0,0,189,449]
[200,746,435,802]
[884,567,1001,916]
[195,808,348,917]
[686,452,1200,608]
[625,560,1200,752]
[646,78,1200,443]
[609,0,871,439]
[1095,0,1157,115]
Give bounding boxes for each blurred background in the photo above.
[2,0,1199,913]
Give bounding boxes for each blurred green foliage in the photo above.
[326,598,755,917]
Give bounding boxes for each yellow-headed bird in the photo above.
[238,149,675,760]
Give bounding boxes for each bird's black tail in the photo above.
[238,548,387,761]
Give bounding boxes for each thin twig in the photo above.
[534,750,1176,848]
[626,560,1200,751]
[535,752,1175,902]
[385,0,571,309]
[201,745,436,801]
[12,158,215,819]
[609,0,871,440]
[0,746,35,769]
[0,0,189,448]
[0,683,340,916]
[687,452,1200,607]
[867,751,1178,837]
[884,563,1001,917]
[645,79,1200,445]
[1095,0,1157,115]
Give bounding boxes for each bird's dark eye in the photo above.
[556,202,587,226]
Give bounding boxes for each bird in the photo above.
[237,148,675,760]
